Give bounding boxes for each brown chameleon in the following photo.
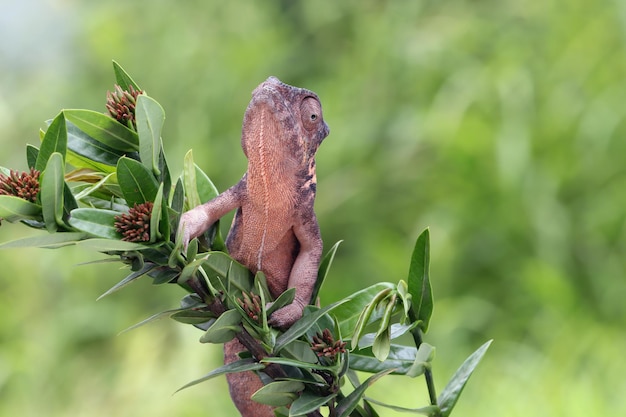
[179,76,329,417]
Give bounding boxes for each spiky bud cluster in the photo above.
[237,291,263,323]
[114,201,153,242]
[0,168,40,203]
[106,84,143,130]
[311,329,346,359]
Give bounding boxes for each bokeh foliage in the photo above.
[1,0,625,416]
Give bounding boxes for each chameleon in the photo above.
[179,76,330,417]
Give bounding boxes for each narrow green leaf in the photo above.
[267,288,296,316]
[311,240,342,304]
[62,182,78,223]
[349,344,417,374]
[40,152,65,232]
[194,163,219,202]
[0,196,42,223]
[335,369,395,417]
[26,144,39,169]
[199,309,242,344]
[438,340,492,417]
[112,60,141,91]
[183,150,201,209]
[0,232,88,249]
[357,323,419,349]
[364,398,440,416]
[352,287,393,350]
[175,359,264,393]
[65,119,131,168]
[372,326,391,362]
[116,156,159,207]
[289,392,336,417]
[406,343,436,378]
[119,307,186,334]
[64,109,139,152]
[261,356,334,372]
[36,113,67,172]
[76,238,150,252]
[274,300,349,353]
[97,263,156,300]
[170,309,216,325]
[149,183,164,242]
[68,208,121,239]
[136,94,164,176]
[407,228,434,332]
[251,381,304,407]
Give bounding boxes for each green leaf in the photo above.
[136,94,164,176]
[112,60,141,91]
[335,369,395,417]
[260,356,335,372]
[68,208,121,239]
[175,359,264,393]
[333,283,395,341]
[352,287,393,350]
[438,340,492,417]
[194,163,219,202]
[65,119,132,169]
[0,232,88,249]
[170,308,215,325]
[63,109,139,152]
[0,196,42,223]
[406,343,436,378]
[311,240,342,304]
[149,183,164,242]
[363,398,440,416]
[199,309,242,344]
[267,288,296,316]
[40,152,65,232]
[289,391,335,417]
[36,113,67,172]
[26,144,39,169]
[119,307,187,334]
[372,326,391,362]
[76,238,150,252]
[251,381,304,407]
[357,323,419,349]
[407,228,434,332]
[116,156,159,207]
[274,300,349,353]
[349,344,417,374]
[97,263,156,300]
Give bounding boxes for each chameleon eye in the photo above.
[301,97,322,131]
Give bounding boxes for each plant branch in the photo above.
[409,311,437,406]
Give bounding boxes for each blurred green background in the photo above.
[1,0,625,416]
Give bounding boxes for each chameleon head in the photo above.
[241,77,330,165]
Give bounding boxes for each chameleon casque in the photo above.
[179,76,330,417]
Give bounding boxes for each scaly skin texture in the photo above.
[179,77,329,417]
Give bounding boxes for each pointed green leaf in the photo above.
[0,232,88,249]
[199,309,242,344]
[267,288,296,316]
[363,398,439,416]
[112,60,141,91]
[149,183,164,242]
[274,300,349,353]
[97,263,156,300]
[260,356,334,372]
[116,156,159,207]
[438,340,492,417]
[40,152,65,232]
[194,163,219,202]
[68,208,121,239]
[372,326,391,362]
[64,109,139,152]
[251,381,304,407]
[289,391,335,416]
[36,113,66,172]
[65,119,131,169]
[0,196,42,223]
[406,343,436,378]
[76,238,150,252]
[119,307,186,334]
[335,369,395,417]
[183,150,202,208]
[136,94,164,176]
[349,344,417,374]
[26,144,39,169]
[311,240,342,304]
[175,359,264,393]
[407,228,433,332]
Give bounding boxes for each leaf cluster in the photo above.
[0,63,490,417]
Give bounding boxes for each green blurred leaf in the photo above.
[0,196,42,223]
[260,356,334,372]
[250,381,304,407]
[136,94,164,176]
[372,326,391,362]
[352,287,393,350]
[364,398,440,416]
[76,238,150,252]
[64,109,139,152]
[289,391,336,417]
[438,340,492,417]
[35,113,66,172]
[68,208,120,239]
[116,157,159,207]
[119,307,186,334]
[274,300,348,353]
[170,308,215,325]
[311,240,342,304]
[112,60,141,91]
[97,263,156,300]
[406,343,436,378]
[199,309,242,344]
[407,228,433,332]
[335,369,395,417]
[0,232,88,249]
[194,163,219,202]
[175,358,264,393]
[40,152,65,232]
